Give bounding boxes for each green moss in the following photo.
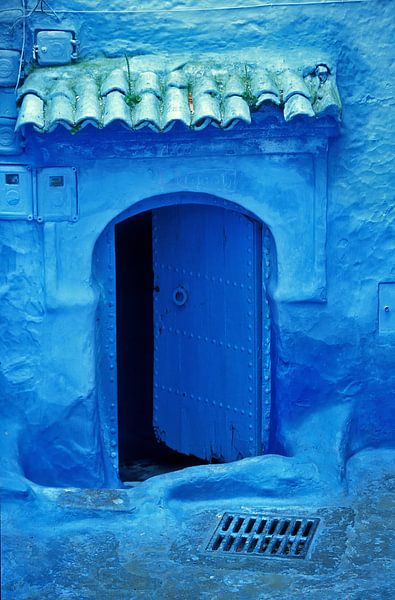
[70,123,82,135]
[123,55,142,108]
[241,65,258,110]
[124,93,142,107]
[242,90,259,109]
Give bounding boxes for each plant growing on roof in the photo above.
[241,64,258,110]
[123,55,141,108]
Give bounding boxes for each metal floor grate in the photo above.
[206,513,320,559]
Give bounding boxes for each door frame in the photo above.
[93,192,273,478]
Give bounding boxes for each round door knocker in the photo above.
[173,286,188,306]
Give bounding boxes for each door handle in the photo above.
[173,286,188,306]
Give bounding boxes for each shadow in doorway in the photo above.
[115,211,208,482]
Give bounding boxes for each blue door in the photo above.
[152,204,262,462]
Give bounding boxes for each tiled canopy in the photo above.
[16,55,341,133]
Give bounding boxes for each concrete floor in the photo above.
[2,448,394,599]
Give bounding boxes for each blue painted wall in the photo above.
[0,0,394,491]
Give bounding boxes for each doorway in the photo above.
[115,211,205,481]
[115,202,264,481]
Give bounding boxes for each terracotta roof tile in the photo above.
[15,55,341,133]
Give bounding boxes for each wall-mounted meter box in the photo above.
[34,31,76,66]
[0,166,33,219]
[379,282,395,335]
[0,50,20,87]
[0,89,22,155]
[0,88,17,119]
[36,167,78,222]
[0,119,23,155]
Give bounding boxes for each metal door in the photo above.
[153,204,262,461]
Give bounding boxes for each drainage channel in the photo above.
[206,513,320,559]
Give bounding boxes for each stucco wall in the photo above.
[0,0,394,489]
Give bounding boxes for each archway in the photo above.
[93,193,273,483]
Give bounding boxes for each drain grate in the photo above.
[206,513,320,559]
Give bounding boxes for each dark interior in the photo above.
[115,210,208,481]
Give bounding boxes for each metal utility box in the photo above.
[0,89,17,119]
[0,165,33,219]
[379,282,395,334]
[36,167,78,222]
[0,50,20,87]
[0,89,21,155]
[35,31,76,66]
[0,119,22,155]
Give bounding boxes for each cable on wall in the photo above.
[0,0,366,18]
[14,0,27,93]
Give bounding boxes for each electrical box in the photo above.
[36,167,78,222]
[0,89,17,119]
[0,89,21,155]
[0,50,20,87]
[379,282,395,334]
[0,166,33,219]
[0,119,22,155]
[35,31,76,66]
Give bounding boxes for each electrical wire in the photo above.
[37,0,365,14]
[5,0,364,92]
[0,0,365,18]
[12,0,60,27]
[0,8,24,15]
[15,0,26,93]
[38,0,60,21]
[12,0,40,27]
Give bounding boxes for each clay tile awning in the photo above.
[15,54,341,133]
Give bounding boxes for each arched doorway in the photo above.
[94,194,272,482]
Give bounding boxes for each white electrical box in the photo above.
[0,50,21,87]
[0,166,33,219]
[379,282,395,335]
[36,167,78,222]
[35,31,76,66]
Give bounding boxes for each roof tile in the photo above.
[103,90,132,128]
[16,93,45,129]
[162,86,191,130]
[192,74,219,98]
[15,55,341,133]
[284,94,315,121]
[75,78,101,125]
[167,70,188,89]
[250,68,278,99]
[16,70,50,102]
[192,92,221,129]
[47,80,75,103]
[133,92,161,130]
[223,74,245,98]
[279,70,311,102]
[46,93,75,130]
[256,92,281,107]
[101,68,129,96]
[223,95,251,129]
[134,71,161,98]
[312,81,342,118]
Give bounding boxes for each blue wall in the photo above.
[0,0,394,491]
